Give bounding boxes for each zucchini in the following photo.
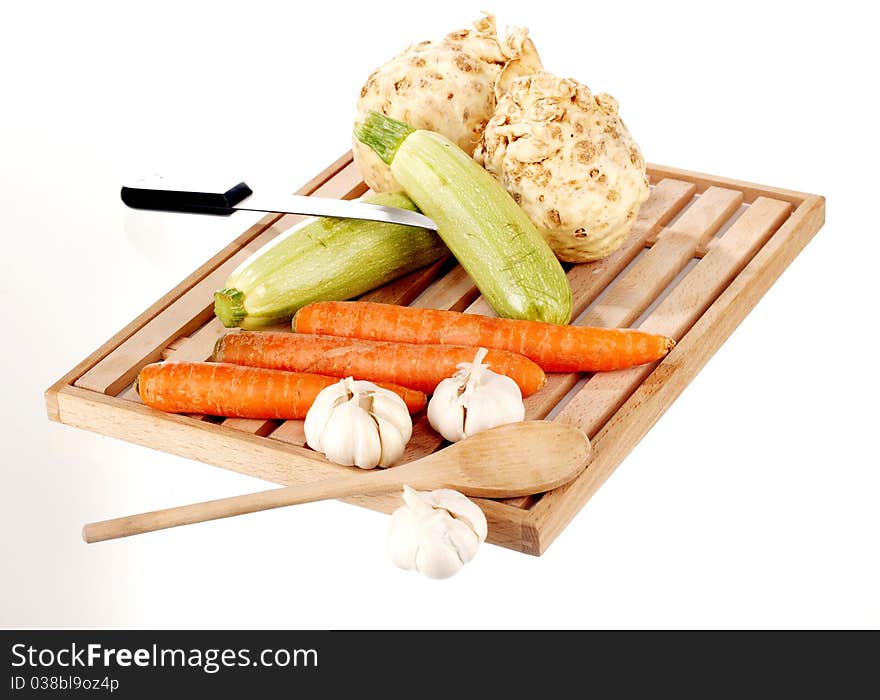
[214,192,447,329]
[355,111,572,324]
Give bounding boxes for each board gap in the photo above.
[571,247,650,328]
[545,374,591,421]
[161,334,196,359]
[660,190,701,230]
[246,419,283,437]
[712,202,750,240]
[408,260,466,308]
[687,201,751,258]
[505,494,541,510]
[378,256,459,308]
[264,419,305,442]
[114,380,138,400]
[632,258,700,329]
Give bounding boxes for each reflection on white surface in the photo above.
[122,206,263,270]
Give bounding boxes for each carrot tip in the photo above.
[665,337,676,352]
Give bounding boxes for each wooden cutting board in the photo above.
[45,152,825,555]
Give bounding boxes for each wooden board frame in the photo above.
[45,153,825,555]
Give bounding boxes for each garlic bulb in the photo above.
[387,486,488,579]
[304,377,412,469]
[427,347,525,442]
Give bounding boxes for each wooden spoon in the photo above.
[83,421,590,543]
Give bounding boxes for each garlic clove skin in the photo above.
[400,485,436,516]
[370,390,412,466]
[373,414,406,467]
[388,486,488,579]
[427,378,468,442]
[413,513,479,579]
[459,372,524,439]
[386,506,422,571]
[418,488,489,543]
[370,392,412,456]
[303,381,347,454]
[372,392,413,444]
[305,377,412,469]
[440,516,483,566]
[319,399,382,468]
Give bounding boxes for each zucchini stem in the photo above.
[354,111,415,165]
[214,288,248,327]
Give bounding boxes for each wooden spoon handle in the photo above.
[82,466,407,543]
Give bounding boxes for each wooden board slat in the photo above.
[267,419,307,447]
[411,265,479,311]
[162,318,229,364]
[46,151,825,556]
[221,418,279,437]
[647,163,808,206]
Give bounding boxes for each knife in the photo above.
[120,176,437,230]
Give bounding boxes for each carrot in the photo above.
[293,301,676,373]
[213,331,546,397]
[136,362,426,418]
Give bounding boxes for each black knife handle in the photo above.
[121,180,253,216]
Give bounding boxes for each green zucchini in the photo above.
[214,192,447,329]
[354,111,572,324]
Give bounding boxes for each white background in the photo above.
[1,0,877,629]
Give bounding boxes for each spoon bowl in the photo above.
[401,420,591,498]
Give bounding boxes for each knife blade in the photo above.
[120,177,437,230]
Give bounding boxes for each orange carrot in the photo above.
[293,301,676,373]
[137,362,426,417]
[213,331,546,396]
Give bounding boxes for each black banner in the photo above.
[2,630,877,696]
